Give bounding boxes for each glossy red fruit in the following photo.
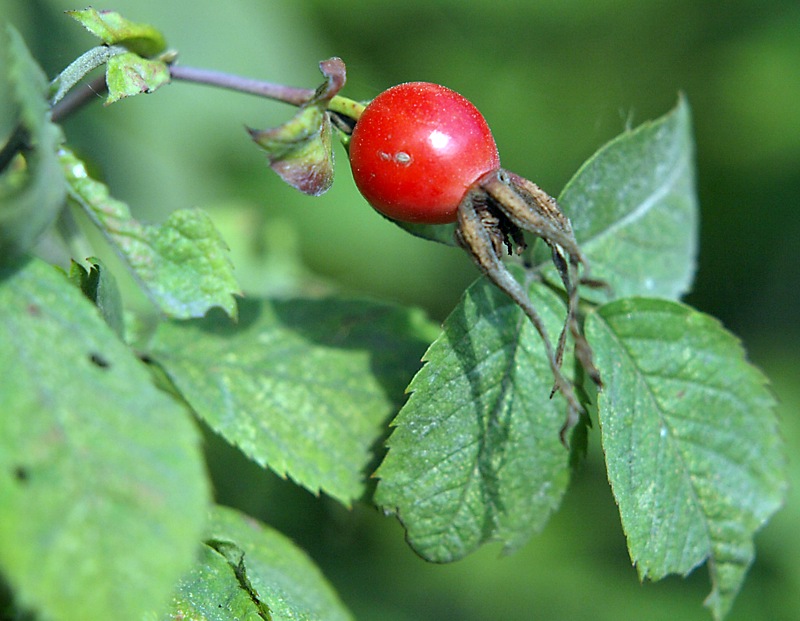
[349,82,500,224]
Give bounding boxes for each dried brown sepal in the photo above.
[455,169,603,445]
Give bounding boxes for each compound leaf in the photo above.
[147,297,433,505]
[375,268,572,562]
[60,147,240,319]
[0,256,210,621]
[586,297,786,620]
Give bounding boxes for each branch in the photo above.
[5,63,358,170]
[49,64,320,125]
[51,73,108,123]
[169,65,316,107]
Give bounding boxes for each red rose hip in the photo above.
[348,82,501,224]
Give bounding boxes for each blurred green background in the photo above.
[5,0,798,619]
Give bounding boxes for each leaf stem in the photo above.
[328,94,365,122]
[169,65,364,120]
[8,61,366,172]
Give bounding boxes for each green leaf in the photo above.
[157,505,353,621]
[0,24,65,260]
[375,268,572,562]
[104,52,171,105]
[60,147,240,319]
[585,297,786,620]
[68,257,125,338]
[146,297,433,505]
[158,543,268,621]
[248,58,346,196]
[542,97,698,301]
[66,8,167,57]
[0,256,210,621]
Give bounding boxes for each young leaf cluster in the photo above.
[0,9,786,621]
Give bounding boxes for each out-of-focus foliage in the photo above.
[6,1,797,620]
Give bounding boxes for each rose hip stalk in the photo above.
[349,82,602,439]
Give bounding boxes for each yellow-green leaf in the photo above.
[148,297,433,505]
[157,506,353,621]
[105,52,171,105]
[66,8,167,57]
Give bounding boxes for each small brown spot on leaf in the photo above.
[89,352,111,368]
[13,466,29,483]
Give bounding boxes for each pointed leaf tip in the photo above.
[147,297,433,505]
[549,98,698,302]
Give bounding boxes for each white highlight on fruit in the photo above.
[428,129,450,151]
